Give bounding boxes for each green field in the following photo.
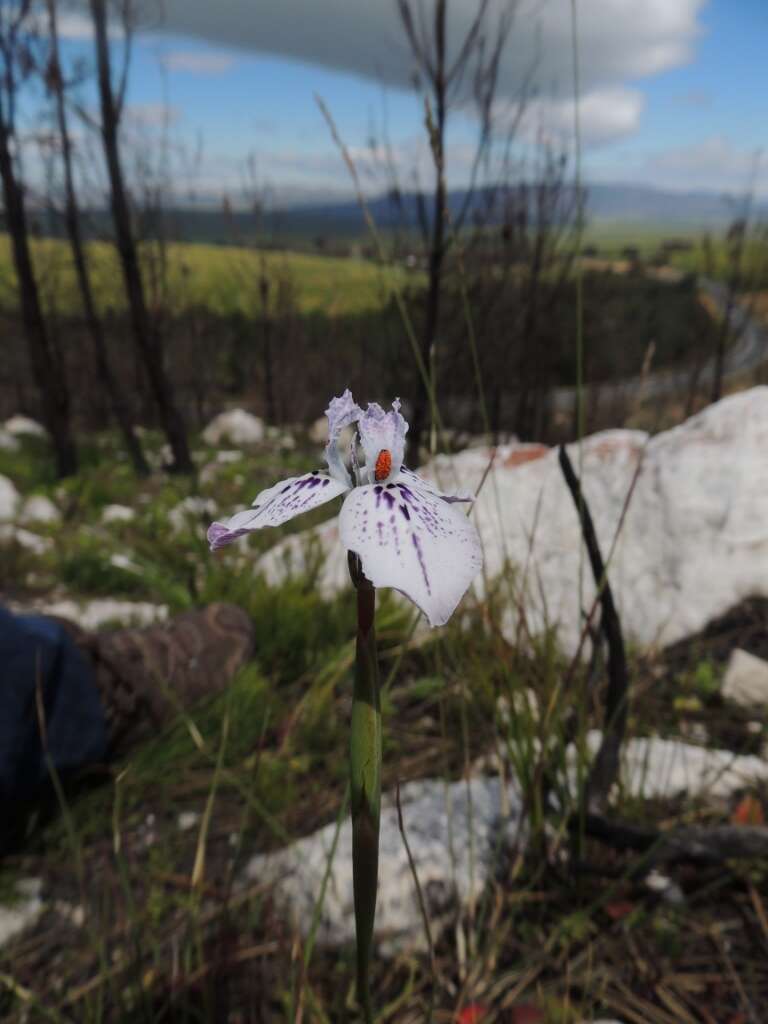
[584,220,768,287]
[0,235,408,318]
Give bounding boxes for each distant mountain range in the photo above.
[18,182,765,247]
[263,182,765,233]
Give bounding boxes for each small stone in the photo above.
[178,812,200,832]
[722,649,768,706]
[645,870,684,905]
[168,496,217,533]
[54,901,86,928]
[202,409,265,446]
[4,414,46,437]
[101,504,136,524]
[0,878,44,949]
[17,598,168,630]
[22,495,59,524]
[0,525,52,555]
[109,553,139,573]
[216,450,242,464]
[0,428,19,452]
[0,474,21,521]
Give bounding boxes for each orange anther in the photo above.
[374,449,392,481]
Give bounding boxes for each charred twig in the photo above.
[579,813,768,866]
[558,443,629,812]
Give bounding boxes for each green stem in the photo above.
[348,553,382,1023]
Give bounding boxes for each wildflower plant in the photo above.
[209,390,482,1018]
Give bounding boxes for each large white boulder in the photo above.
[202,409,265,447]
[245,734,768,955]
[258,388,768,656]
[0,474,21,521]
[4,414,46,438]
[247,775,526,956]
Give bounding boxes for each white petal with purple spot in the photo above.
[395,467,473,504]
[208,472,348,549]
[339,477,482,626]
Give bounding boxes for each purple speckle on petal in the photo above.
[411,532,431,594]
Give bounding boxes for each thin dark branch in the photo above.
[558,443,629,812]
[579,814,768,866]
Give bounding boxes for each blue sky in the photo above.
[48,0,768,203]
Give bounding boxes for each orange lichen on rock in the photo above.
[503,444,549,469]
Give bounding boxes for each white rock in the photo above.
[246,733,768,955]
[15,598,168,630]
[0,878,44,949]
[591,732,768,800]
[178,812,200,832]
[216,449,243,464]
[202,409,265,446]
[0,428,19,452]
[722,648,768,706]
[0,474,20,521]
[53,901,86,928]
[266,426,296,449]
[247,776,525,956]
[4,414,46,438]
[199,463,218,487]
[101,504,136,525]
[259,388,768,657]
[199,450,243,486]
[644,870,684,905]
[22,494,59,524]
[168,495,217,533]
[109,553,140,573]
[0,525,52,555]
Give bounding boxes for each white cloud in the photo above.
[55,12,94,39]
[140,0,703,105]
[591,136,767,198]
[159,51,237,75]
[646,136,765,195]
[124,103,181,129]
[515,86,645,148]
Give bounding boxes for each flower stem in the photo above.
[348,553,381,1023]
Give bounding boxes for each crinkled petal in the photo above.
[339,479,482,626]
[324,389,362,485]
[208,472,348,550]
[396,467,473,503]
[358,399,408,483]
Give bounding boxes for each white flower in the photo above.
[208,390,482,626]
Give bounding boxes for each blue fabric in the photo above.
[0,607,107,803]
